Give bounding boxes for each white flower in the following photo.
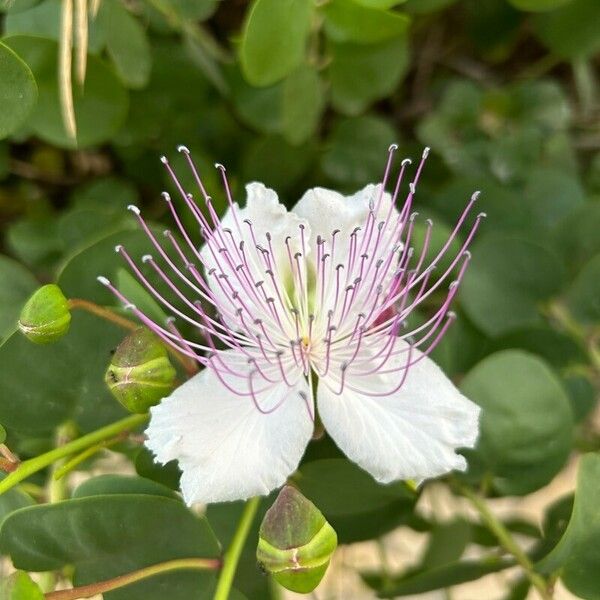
[99,145,483,505]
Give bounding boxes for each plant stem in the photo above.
[457,483,552,599]
[48,423,76,503]
[213,497,261,600]
[68,298,198,374]
[45,557,221,600]
[0,414,148,496]
[68,298,138,331]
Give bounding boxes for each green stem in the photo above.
[68,298,138,331]
[457,484,552,599]
[213,497,261,600]
[45,557,221,600]
[0,414,148,496]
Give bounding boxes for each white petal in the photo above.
[293,184,400,338]
[145,350,313,504]
[317,343,480,483]
[292,184,392,254]
[200,182,308,338]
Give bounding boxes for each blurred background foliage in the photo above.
[1,0,600,598]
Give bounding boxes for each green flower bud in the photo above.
[257,485,337,594]
[18,284,71,344]
[105,328,176,414]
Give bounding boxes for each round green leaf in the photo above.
[460,234,565,337]
[0,312,127,435]
[554,201,600,274]
[57,228,152,305]
[0,255,38,340]
[3,35,128,148]
[507,0,574,10]
[227,66,283,134]
[0,41,37,139]
[241,135,316,193]
[0,495,220,600]
[533,0,600,59]
[329,36,409,116]
[537,453,600,599]
[282,65,324,145]
[321,115,397,188]
[73,474,179,500]
[566,253,600,325]
[352,0,407,7]
[240,0,313,86]
[100,0,152,89]
[524,167,585,232]
[0,474,35,525]
[323,0,410,45]
[461,350,574,495]
[4,0,106,51]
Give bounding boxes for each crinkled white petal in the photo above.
[200,182,309,338]
[292,184,393,256]
[292,184,400,338]
[145,350,313,505]
[317,341,480,483]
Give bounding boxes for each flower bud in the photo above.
[105,328,176,413]
[18,284,71,344]
[257,485,337,593]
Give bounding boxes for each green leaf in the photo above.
[403,0,457,12]
[352,0,407,7]
[0,571,44,600]
[73,474,179,500]
[0,41,37,139]
[3,35,128,148]
[0,495,220,600]
[4,0,106,51]
[162,0,220,20]
[460,350,574,495]
[323,0,409,44]
[523,167,585,232]
[566,254,600,325]
[0,474,35,524]
[240,0,313,86]
[281,65,324,145]
[57,228,152,305]
[533,0,600,59]
[116,268,168,325]
[420,520,472,569]
[227,66,283,134]
[6,216,63,271]
[0,311,127,435]
[241,135,316,193]
[100,0,152,89]
[489,326,586,370]
[363,556,514,596]
[295,458,416,542]
[460,234,565,337]
[0,255,38,340]
[321,116,397,188]
[554,203,600,274]
[507,0,574,10]
[135,446,181,491]
[537,453,600,599]
[329,36,409,115]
